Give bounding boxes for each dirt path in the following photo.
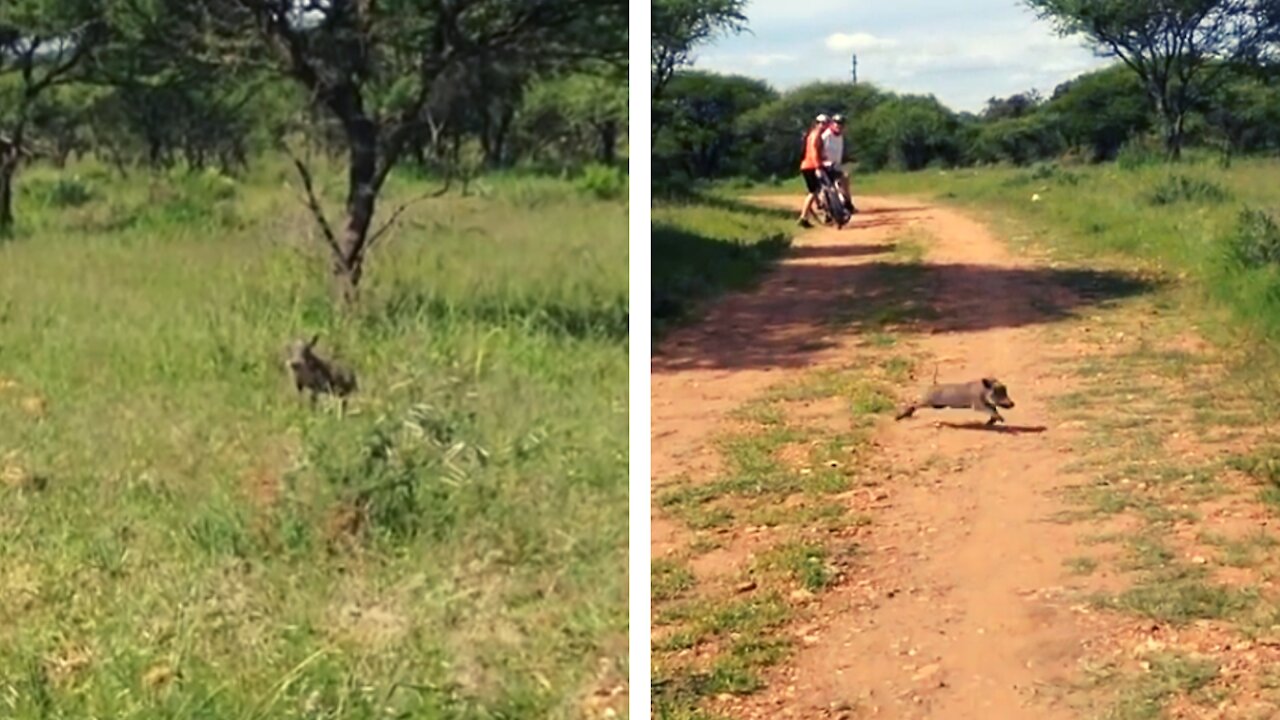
[652,196,1111,719]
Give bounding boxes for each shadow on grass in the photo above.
[654,259,1162,372]
[693,193,799,222]
[653,222,791,340]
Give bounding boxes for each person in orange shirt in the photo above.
[797,113,829,228]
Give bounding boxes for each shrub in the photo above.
[1149,175,1231,206]
[575,163,627,200]
[27,176,96,208]
[1117,135,1165,170]
[1225,207,1280,268]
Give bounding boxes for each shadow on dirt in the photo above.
[790,243,898,260]
[934,421,1050,435]
[653,258,1163,372]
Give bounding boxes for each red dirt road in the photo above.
[652,196,1110,719]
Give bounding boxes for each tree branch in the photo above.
[365,175,452,251]
[283,144,344,265]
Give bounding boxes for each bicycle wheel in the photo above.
[824,185,850,227]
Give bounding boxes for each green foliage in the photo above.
[575,163,628,200]
[1046,64,1152,162]
[736,81,886,177]
[653,71,778,183]
[1116,135,1167,170]
[24,175,94,208]
[1225,207,1280,268]
[862,95,962,171]
[516,67,628,169]
[652,198,793,336]
[1026,0,1280,158]
[1203,74,1280,156]
[651,0,749,99]
[1148,175,1231,206]
[970,113,1065,166]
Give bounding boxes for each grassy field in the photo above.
[0,160,628,718]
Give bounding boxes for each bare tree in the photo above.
[166,0,625,303]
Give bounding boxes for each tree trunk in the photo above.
[0,162,14,234]
[598,120,618,165]
[1164,114,1185,161]
[334,116,380,304]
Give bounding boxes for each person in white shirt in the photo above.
[820,114,855,214]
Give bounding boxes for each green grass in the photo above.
[1066,556,1100,576]
[1101,652,1220,720]
[0,159,627,718]
[651,196,795,339]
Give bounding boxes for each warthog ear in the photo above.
[306,333,320,350]
[982,378,995,389]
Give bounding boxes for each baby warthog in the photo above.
[285,334,357,402]
[894,377,1016,426]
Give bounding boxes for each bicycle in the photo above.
[813,166,853,229]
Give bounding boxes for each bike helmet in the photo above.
[816,113,830,123]
[832,113,846,125]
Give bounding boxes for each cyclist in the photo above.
[797,113,829,228]
[822,114,855,214]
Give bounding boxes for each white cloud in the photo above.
[825,32,900,53]
[691,0,1114,112]
[749,53,799,67]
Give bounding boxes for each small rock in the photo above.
[912,663,941,682]
[736,581,758,593]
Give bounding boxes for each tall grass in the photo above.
[0,159,627,718]
[651,196,794,339]
[851,158,1280,352]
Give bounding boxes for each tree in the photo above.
[1201,69,1280,157]
[1046,63,1151,161]
[153,0,625,303]
[651,0,747,101]
[982,90,1044,121]
[861,95,962,171]
[515,65,628,168]
[0,2,106,233]
[651,70,775,180]
[1026,0,1280,159]
[970,114,1065,165]
[735,81,887,177]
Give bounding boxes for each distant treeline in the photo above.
[653,62,1280,188]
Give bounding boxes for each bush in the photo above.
[27,176,96,208]
[1117,135,1165,170]
[1032,162,1081,186]
[1149,175,1231,206]
[575,163,627,200]
[1225,207,1280,268]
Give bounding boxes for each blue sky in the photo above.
[690,0,1115,113]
